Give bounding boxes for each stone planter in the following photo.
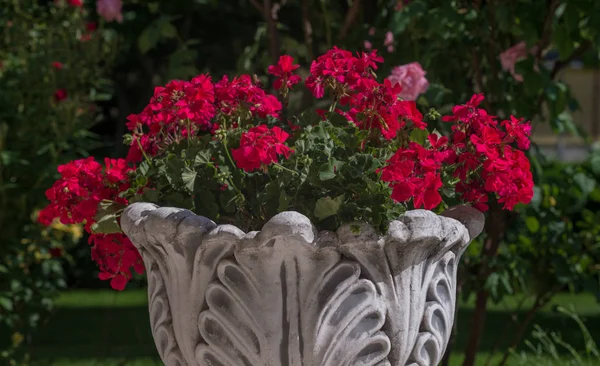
[121,202,484,366]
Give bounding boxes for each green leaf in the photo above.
[546,82,568,117]
[219,188,237,213]
[181,167,197,192]
[441,186,455,199]
[142,187,160,202]
[194,150,212,166]
[409,128,429,145]
[589,187,600,202]
[90,213,122,234]
[553,24,575,60]
[574,172,595,195]
[278,189,291,212]
[525,216,540,233]
[139,161,151,175]
[351,154,381,173]
[163,155,185,185]
[0,297,13,312]
[318,159,341,181]
[137,25,161,54]
[563,4,581,34]
[314,195,345,221]
[160,21,178,39]
[164,191,193,209]
[390,10,411,34]
[195,191,219,219]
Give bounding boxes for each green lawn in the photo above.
[28,290,600,366]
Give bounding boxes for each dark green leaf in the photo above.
[139,161,151,175]
[195,191,219,219]
[194,150,212,166]
[160,21,178,39]
[553,24,575,60]
[219,188,237,213]
[278,189,291,212]
[0,297,13,312]
[314,195,344,220]
[525,216,540,233]
[574,172,595,195]
[318,159,340,181]
[181,167,197,192]
[137,26,161,54]
[390,9,412,34]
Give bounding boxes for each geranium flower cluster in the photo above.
[380,135,455,210]
[380,94,533,212]
[125,74,282,163]
[38,157,143,290]
[40,47,534,291]
[231,125,291,172]
[306,47,425,139]
[442,94,534,211]
[268,55,302,93]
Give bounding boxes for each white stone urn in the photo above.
[121,202,484,366]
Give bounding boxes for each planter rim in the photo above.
[121,202,484,251]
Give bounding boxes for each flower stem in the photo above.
[136,137,151,164]
[221,138,242,193]
[273,163,298,175]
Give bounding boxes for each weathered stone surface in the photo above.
[122,203,484,366]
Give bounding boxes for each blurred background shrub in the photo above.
[0,0,117,362]
[1,0,599,365]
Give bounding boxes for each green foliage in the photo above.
[114,117,411,234]
[0,1,117,363]
[511,306,600,365]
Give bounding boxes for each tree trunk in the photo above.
[462,204,509,366]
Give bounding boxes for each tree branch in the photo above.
[535,0,560,58]
[462,204,512,366]
[535,40,593,113]
[301,0,314,61]
[250,0,280,66]
[263,0,280,66]
[338,0,362,41]
[550,40,592,79]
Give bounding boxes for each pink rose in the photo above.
[384,31,394,47]
[387,62,429,101]
[499,41,537,82]
[97,0,123,23]
[384,31,394,53]
[364,40,372,51]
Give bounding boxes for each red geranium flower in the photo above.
[232,125,291,172]
[268,55,302,90]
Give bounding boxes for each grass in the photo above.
[27,290,600,366]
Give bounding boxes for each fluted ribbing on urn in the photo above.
[121,203,484,366]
